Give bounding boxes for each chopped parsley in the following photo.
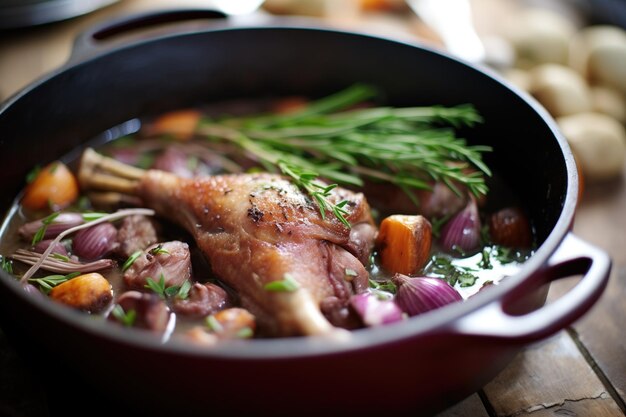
[425,255,478,288]
[368,278,397,294]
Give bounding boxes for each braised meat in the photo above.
[78,149,376,337]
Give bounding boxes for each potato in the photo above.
[502,68,531,92]
[503,8,576,69]
[50,273,113,313]
[557,112,626,181]
[590,86,626,124]
[529,64,591,117]
[570,25,626,93]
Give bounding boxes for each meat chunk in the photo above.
[123,241,191,290]
[115,214,158,258]
[110,291,171,333]
[172,282,232,317]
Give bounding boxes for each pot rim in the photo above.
[0,23,579,359]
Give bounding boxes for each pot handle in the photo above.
[453,232,611,341]
[68,8,230,64]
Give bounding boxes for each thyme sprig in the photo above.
[111,304,137,327]
[31,212,60,246]
[28,271,80,294]
[145,275,191,300]
[194,84,491,226]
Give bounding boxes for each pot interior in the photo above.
[0,26,572,246]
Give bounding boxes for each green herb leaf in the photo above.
[205,315,224,333]
[122,251,143,272]
[149,245,169,256]
[25,166,41,184]
[50,253,70,262]
[31,212,60,246]
[235,327,254,339]
[368,278,397,294]
[425,255,478,287]
[478,248,493,269]
[164,285,179,297]
[111,304,136,327]
[345,268,358,277]
[28,271,80,294]
[82,212,109,222]
[176,280,192,300]
[263,273,300,292]
[144,275,167,298]
[1,256,13,274]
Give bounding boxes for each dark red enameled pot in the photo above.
[0,11,611,417]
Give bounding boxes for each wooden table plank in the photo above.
[435,394,490,417]
[482,332,624,417]
[567,174,626,407]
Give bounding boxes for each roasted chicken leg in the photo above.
[78,148,376,337]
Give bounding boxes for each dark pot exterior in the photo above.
[0,22,611,417]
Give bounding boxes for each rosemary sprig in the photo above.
[191,84,491,225]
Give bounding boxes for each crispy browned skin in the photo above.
[135,170,374,336]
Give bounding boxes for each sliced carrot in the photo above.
[21,161,79,211]
[375,215,432,275]
[149,109,201,141]
[271,96,309,114]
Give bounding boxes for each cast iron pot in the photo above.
[0,10,612,417]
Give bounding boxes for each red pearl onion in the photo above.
[439,197,481,253]
[33,239,68,257]
[23,283,44,297]
[72,223,118,260]
[18,212,84,241]
[392,274,462,316]
[349,292,404,327]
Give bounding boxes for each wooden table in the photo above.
[1,1,625,416]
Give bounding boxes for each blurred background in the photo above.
[1,0,625,185]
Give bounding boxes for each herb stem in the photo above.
[18,208,155,283]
